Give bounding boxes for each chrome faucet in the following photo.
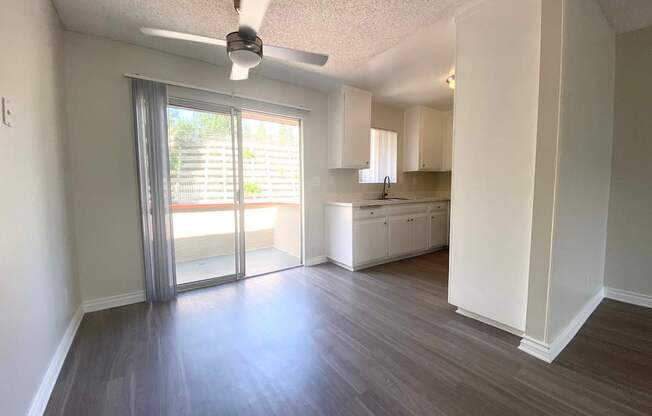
[381,175,391,199]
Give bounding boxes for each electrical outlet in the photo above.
[2,97,12,127]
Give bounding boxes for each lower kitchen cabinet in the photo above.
[412,214,429,252]
[389,214,429,257]
[354,217,388,264]
[388,215,413,257]
[326,201,449,271]
[430,210,448,249]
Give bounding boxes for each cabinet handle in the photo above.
[422,163,426,168]
[370,211,374,215]
[366,161,369,165]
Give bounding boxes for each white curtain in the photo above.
[132,79,177,302]
[359,128,397,183]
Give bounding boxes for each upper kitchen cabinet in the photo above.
[403,106,453,172]
[328,86,373,169]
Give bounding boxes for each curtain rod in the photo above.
[123,73,312,112]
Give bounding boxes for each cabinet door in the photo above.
[402,107,420,172]
[429,211,448,248]
[388,215,413,257]
[419,108,443,170]
[343,89,372,168]
[354,218,388,265]
[442,112,453,172]
[412,214,429,252]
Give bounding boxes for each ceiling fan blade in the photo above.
[264,44,329,66]
[238,0,271,34]
[140,27,227,47]
[230,63,250,80]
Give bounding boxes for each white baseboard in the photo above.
[456,308,524,336]
[519,288,604,363]
[604,287,652,308]
[82,291,145,313]
[326,247,446,273]
[304,256,328,266]
[27,307,83,416]
[518,336,555,363]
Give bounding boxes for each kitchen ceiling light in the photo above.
[446,74,456,90]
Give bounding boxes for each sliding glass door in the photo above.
[241,111,302,277]
[166,99,302,288]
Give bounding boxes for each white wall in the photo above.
[544,0,615,341]
[0,1,80,415]
[327,102,451,197]
[63,32,329,302]
[448,0,541,332]
[604,25,652,298]
[524,0,564,341]
[274,205,302,257]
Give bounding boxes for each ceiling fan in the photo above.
[140,0,329,81]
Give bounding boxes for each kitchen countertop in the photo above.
[326,197,450,208]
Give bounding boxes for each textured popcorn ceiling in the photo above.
[53,0,459,76]
[52,0,652,107]
[52,0,474,107]
[597,0,652,34]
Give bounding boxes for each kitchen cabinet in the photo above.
[389,213,429,256]
[403,106,453,172]
[328,85,372,169]
[412,214,429,251]
[325,200,449,271]
[354,217,388,264]
[430,211,448,248]
[388,215,413,257]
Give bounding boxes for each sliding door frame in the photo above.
[167,92,305,292]
[167,98,240,292]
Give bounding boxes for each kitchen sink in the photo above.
[364,197,413,202]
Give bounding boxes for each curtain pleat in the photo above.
[132,79,177,302]
[359,128,397,183]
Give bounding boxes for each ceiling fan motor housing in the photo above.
[226,31,263,69]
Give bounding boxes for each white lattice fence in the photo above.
[169,141,300,204]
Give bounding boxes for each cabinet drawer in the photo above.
[354,206,387,220]
[429,202,448,212]
[387,203,428,216]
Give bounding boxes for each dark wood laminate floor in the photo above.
[46,251,652,415]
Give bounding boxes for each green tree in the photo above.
[244,182,262,197]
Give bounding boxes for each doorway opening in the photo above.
[166,102,303,289]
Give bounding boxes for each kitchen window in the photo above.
[359,128,398,184]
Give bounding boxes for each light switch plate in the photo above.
[2,97,12,127]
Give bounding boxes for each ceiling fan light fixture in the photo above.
[227,31,263,69]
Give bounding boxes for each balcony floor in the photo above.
[176,247,301,285]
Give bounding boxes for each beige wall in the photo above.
[327,102,451,196]
[63,32,444,303]
[274,204,302,257]
[524,0,615,343]
[449,0,542,332]
[63,32,329,302]
[0,1,80,414]
[544,0,615,341]
[524,0,564,340]
[604,25,652,298]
